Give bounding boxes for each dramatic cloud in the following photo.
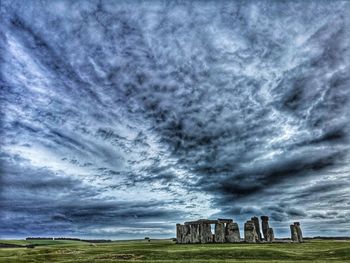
[1,0,350,239]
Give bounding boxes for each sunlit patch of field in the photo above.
[0,239,349,262]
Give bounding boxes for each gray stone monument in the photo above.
[290,222,303,242]
[290,224,299,242]
[176,217,278,244]
[190,223,200,243]
[225,222,241,243]
[176,224,192,244]
[267,228,274,242]
[214,222,225,243]
[244,220,258,243]
[251,216,262,241]
[199,222,213,243]
[260,216,269,241]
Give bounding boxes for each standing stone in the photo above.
[214,222,225,243]
[176,224,183,243]
[176,224,190,244]
[182,224,191,243]
[260,216,275,242]
[290,224,299,242]
[260,216,269,241]
[190,224,200,243]
[200,223,213,243]
[294,222,303,242]
[267,228,274,242]
[251,217,262,241]
[225,222,241,242]
[244,220,258,243]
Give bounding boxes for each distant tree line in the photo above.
[26,237,54,240]
[26,237,111,243]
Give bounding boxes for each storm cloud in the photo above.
[1,0,350,239]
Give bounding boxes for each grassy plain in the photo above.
[0,239,349,262]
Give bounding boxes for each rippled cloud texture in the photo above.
[1,0,350,239]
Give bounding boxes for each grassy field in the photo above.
[0,239,349,262]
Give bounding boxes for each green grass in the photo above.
[0,239,88,246]
[0,239,349,262]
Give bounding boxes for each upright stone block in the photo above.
[267,228,274,242]
[176,224,182,243]
[251,216,262,241]
[214,222,225,243]
[294,222,303,242]
[190,224,200,243]
[200,223,213,243]
[176,224,189,243]
[225,222,240,242]
[260,216,269,241]
[244,220,258,243]
[182,224,191,243]
[290,224,299,242]
[260,216,275,242]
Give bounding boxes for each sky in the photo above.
[1,0,350,239]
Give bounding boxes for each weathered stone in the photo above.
[183,224,191,243]
[218,219,233,224]
[178,217,277,244]
[177,222,214,244]
[251,216,262,241]
[176,224,192,244]
[290,224,299,242]
[267,228,274,242]
[244,220,258,243]
[260,216,275,242]
[176,224,182,243]
[190,224,200,243]
[199,223,213,243]
[225,222,240,242]
[293,222,303,242]
[214,222,225,243]
[176,224,190,244]
[185,219,218,225]
[260,216,269,241]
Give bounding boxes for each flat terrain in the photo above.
[0,239,349,262]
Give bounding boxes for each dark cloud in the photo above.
[1,0,350,238]
[0,157,182,238]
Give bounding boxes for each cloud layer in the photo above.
[1,0,350,238]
